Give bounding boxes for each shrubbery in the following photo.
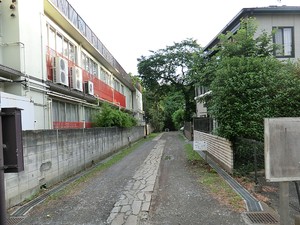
[205,18,300,142]
[92,103,137,128]
[196,18,300,174]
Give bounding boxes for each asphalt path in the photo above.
[20,132,246,225]
[141,132,245,225]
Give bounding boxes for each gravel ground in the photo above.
[19,132,246,225]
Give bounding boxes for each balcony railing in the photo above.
[49,0,133,86]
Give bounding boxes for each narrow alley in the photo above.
[16,132,245,225]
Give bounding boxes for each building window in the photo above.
[52,101,66,122]
[47,25,77,63]
[63,38,69,57]
[91,60,98,77]
[113,79,120,92]
[48,28,56,51]
[56,33,63,55]
[100,68,111,85]
[273,27,294,57]
[84,107,96,122]
[69,43,76,63]
[81,51,98,76]
[52,101,79,122]
[66,102,79,122]
[81,52,88,71]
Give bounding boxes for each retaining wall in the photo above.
[4,126,144,208]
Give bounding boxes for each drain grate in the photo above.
[7,216,26,225]
[243,212,279,224]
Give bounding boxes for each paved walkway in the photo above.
[107,137,165,225]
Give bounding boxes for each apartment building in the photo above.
[195,6,300,117]
[0,0,143,130]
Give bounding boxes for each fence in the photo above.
[193,130,233,174]
[193,117,213,133]
[5,126,144,208]
[233,137,264,175]
[184,121,193,141]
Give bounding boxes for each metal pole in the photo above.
[0,113,7,225]
[254,145,258,185]
[279,182,289,225]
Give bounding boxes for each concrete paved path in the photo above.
[107,137,165,225]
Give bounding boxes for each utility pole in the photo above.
[0,112,7,225]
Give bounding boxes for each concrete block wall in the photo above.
[193,130,233,174]
[4,126,144,208]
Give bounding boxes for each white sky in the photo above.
[67,0,300,75]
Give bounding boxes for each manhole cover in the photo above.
[7,216,26,225]
[243,212,279,224]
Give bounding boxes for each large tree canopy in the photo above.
[137,39,203,120]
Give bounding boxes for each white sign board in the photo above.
[193,141,207,151]
[265,118,300,182]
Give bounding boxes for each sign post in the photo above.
[0,111,6,225]
[265,118,300,225]
[279,182,289,225]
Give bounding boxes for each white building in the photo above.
[0,0,143,130]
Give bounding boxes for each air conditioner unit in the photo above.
[53,56,69,86]
[70,66,83,92]
[85,81,94,96]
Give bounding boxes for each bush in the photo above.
[208,18,300,141]
[92,103,137,128]
[233,138,264,175]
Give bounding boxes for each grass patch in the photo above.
[183,141,245,212]
[48,133,159,201]
[184,143,203,163]
[200,170,245,212]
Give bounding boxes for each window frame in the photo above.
[273,26,295,58]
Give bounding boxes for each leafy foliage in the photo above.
[206,18,300,141]
[172,108,185,130]
[92,103,137,128]
[162,91,185,130]
[143,88,185,131]
[233,138,264,175]
[148,102,165,132]
[138,39,203,121]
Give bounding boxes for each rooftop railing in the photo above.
[49,0,133,85]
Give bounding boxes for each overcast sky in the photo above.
[67,0,300,75]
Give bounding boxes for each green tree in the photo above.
[148,101,165,132]
[161,90,185,130]
[206,18,300,141]
[138,39,203,121]
[172,108,185,130]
